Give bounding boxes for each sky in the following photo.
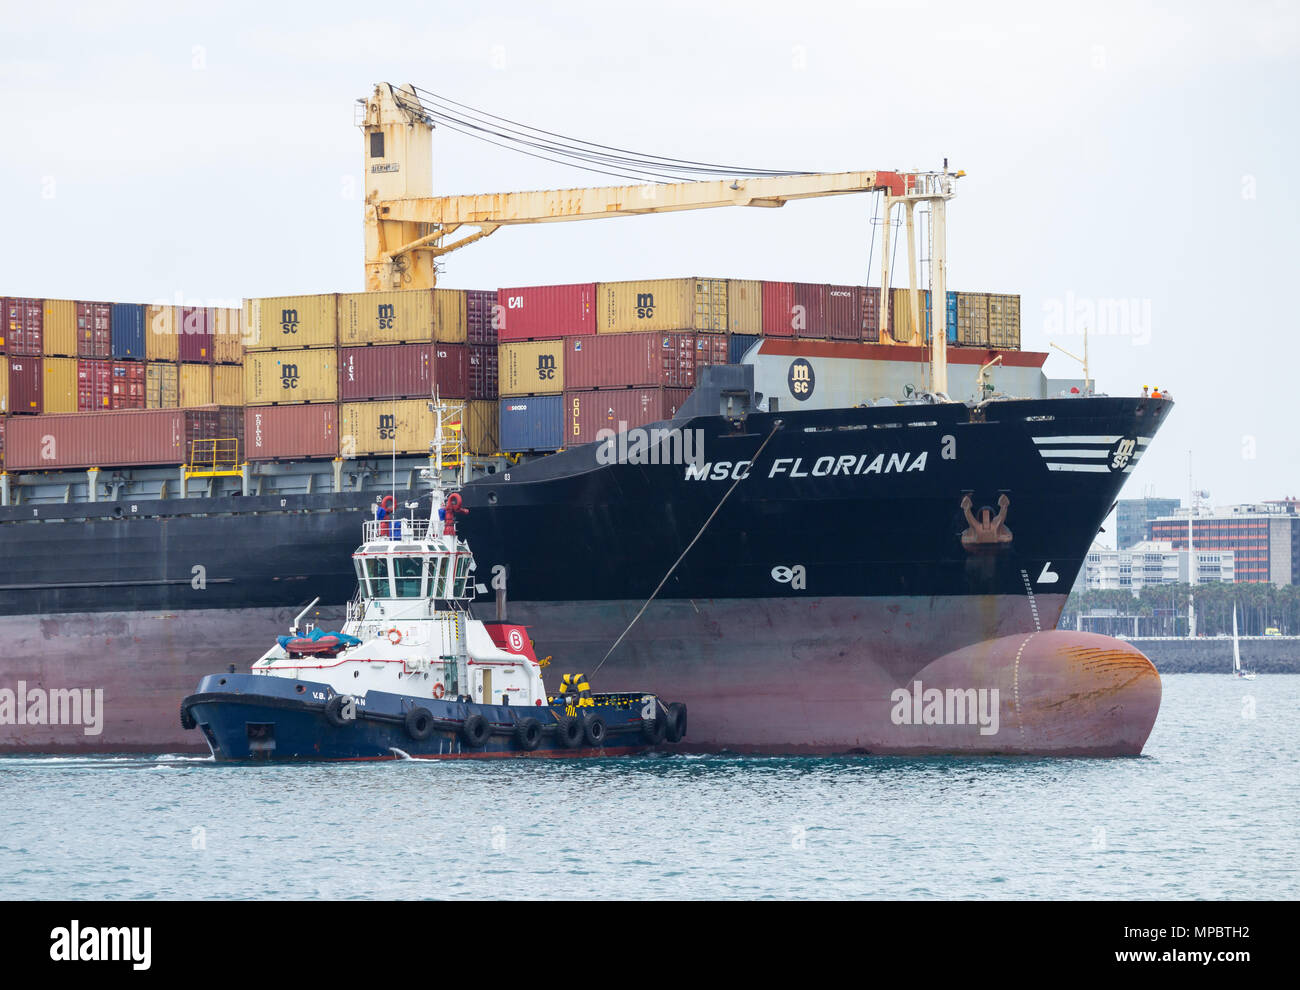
[2,0,1297,542]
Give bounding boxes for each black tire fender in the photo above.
[554,716,583,749]
[665,702,688,743]
[324,695,355,728]
[583,714,607,748]
[641,710,667,744]
[514,717,543,751]
[180,704,197,731]
[461,713,490,748]
[404,707,435,742]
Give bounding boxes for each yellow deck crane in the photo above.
[360,83,962,395]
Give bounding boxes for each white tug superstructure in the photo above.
[253,459,546,709]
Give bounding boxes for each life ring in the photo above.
[432,682,445,700]
[387,628,402,645]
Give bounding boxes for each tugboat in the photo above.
[181,413,686,761]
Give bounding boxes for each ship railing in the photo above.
[363,517,436,542]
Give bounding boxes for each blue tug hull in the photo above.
[183,674,669,761]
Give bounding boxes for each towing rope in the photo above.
[592,418,784,676]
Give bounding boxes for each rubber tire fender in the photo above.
[404,707,435,742]
[324,695,355,728]
[180,704,197,731]
[583,715,608,748]
[665,702,688,743]
[641,710,667,744]
[514,717,543,751]
[461,713,491,748]
[554,716,584,749]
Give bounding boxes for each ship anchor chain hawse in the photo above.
[182,407,688,761]
[1,81,1174,758]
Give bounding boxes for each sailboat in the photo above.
[1232,606,1257,680]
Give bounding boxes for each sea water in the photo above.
[1,674,1295,900]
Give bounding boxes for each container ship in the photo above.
[0,83,1168,755]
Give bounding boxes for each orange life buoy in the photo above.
[387,628,402,645]
[432,682,445,699]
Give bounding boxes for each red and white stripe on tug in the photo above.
[250,443,547,709]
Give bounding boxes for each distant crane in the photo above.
[357,83,964,394]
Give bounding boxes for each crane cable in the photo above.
[592,418,785,677]
[390,86,817,184]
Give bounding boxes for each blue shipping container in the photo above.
[110,303,146,359]
[728,333,761,364]
[927,292,958,344]
[499,395,563,452]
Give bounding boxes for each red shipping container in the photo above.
[861,287,894,342]
[4,407,228,470]
[693,333,728,372]
[7,356,42,413]
[110,361,146,409]
[339,344,431,401]
[793,283,828,338]
[78,359,112,410]
[4,297,44,356]
[497,283,596,341]
[245,404,338,461]
[434,343,468,398]
[466,290,499,345]
[179,306,214,363]
[761,282,795,337]
[75,302,112,358]
[468,344,498,400]
[565,332,694,389]
[563,387,690,447]
[826,285,862,340]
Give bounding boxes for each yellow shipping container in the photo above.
[211,307,244,364]
[43,357,79,413]
[597,278,728,333]
[213,364,243,406]
[180,364,213,407]
[146,305,180,361]
[0,357,8,413]
[243,294,338,351]
[339,399,436,457]
[463,399,500,456]
[146,363,179,409]
[499,340,565,396]
[42,300,78,357]
[433,288,467,343]
[243,348,338,405]
[726,280,762,334]
[890,288,924,345]
[337,290,432,345]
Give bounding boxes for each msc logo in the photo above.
[376,303,395,330]
[280,308,299,335]
[378,413,397,440]
[771,564,807,590]
[537,354,557,381]
[636,292,655,320]
[280,363,299,390]
[1108,436,1138,472]
[788,358,815,401]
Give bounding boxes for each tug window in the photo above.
[394,556,423,598]
[365,557,391,597]
[453,555,471,598]
[427,556,447,598]
[353,559,368,596]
